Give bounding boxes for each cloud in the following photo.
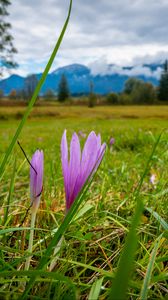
[2,0,168,77]
[132,51,168,65]
[89,58,162,79]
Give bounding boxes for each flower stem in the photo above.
[49,235,64,271]
[25,209,37,271]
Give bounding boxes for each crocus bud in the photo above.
[109,137,115,146]
[150,173,157,187]
[30,150,44,211]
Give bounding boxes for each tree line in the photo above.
[1,61,168,104]
[106,60,168,104]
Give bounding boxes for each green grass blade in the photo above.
[0,227,32,236]
[3,159,16,225]
[140,234,162,300]
[0,269,73,282]
[109,132,162,300]
[88,277,104,300]
[73,203,93,221]
[152,272,168,283]
[145,207,168,230]
[109,198,144,300]
[0,270,75,292]
[156,255,168,263]
[0,0,72,178]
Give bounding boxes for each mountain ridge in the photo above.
[0,63,162,95]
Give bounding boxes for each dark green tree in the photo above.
[0,0,18,76]
[124,77,156,104]
[158,60,168,101]
[131,82,156,104]
[106,92,119,104]
[124,77,143,94]
[23,74,38,101]
[58,74,69,102]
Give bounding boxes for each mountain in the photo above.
[0,63,161,96]
[0,74,25,94]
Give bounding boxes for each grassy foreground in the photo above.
[0,105,167,299]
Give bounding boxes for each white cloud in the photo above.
[89,58,162,79]
[1,0,167,77]
[132,51,168,65]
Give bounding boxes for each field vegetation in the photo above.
[0,105,167,299]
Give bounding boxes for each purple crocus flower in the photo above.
[61,130,106,211]
[109,137,115,146]
[30,150,44,211]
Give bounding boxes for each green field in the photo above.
[0,105,167,299]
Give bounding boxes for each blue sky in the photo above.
[4,0,168,77]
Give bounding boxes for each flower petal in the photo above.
[80,131,99,185]
[30,152,37,200]
[68,132,81,208]
[30,150,44,208]
[61,130,69,203]
[35,150,44,197]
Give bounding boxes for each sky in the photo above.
[3,0,168,77]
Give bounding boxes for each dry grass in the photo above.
[0,104,168,120]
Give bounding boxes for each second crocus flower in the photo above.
[25,149,44,272]
[30,149,44,212]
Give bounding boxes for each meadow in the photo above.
[0,105,167,299]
